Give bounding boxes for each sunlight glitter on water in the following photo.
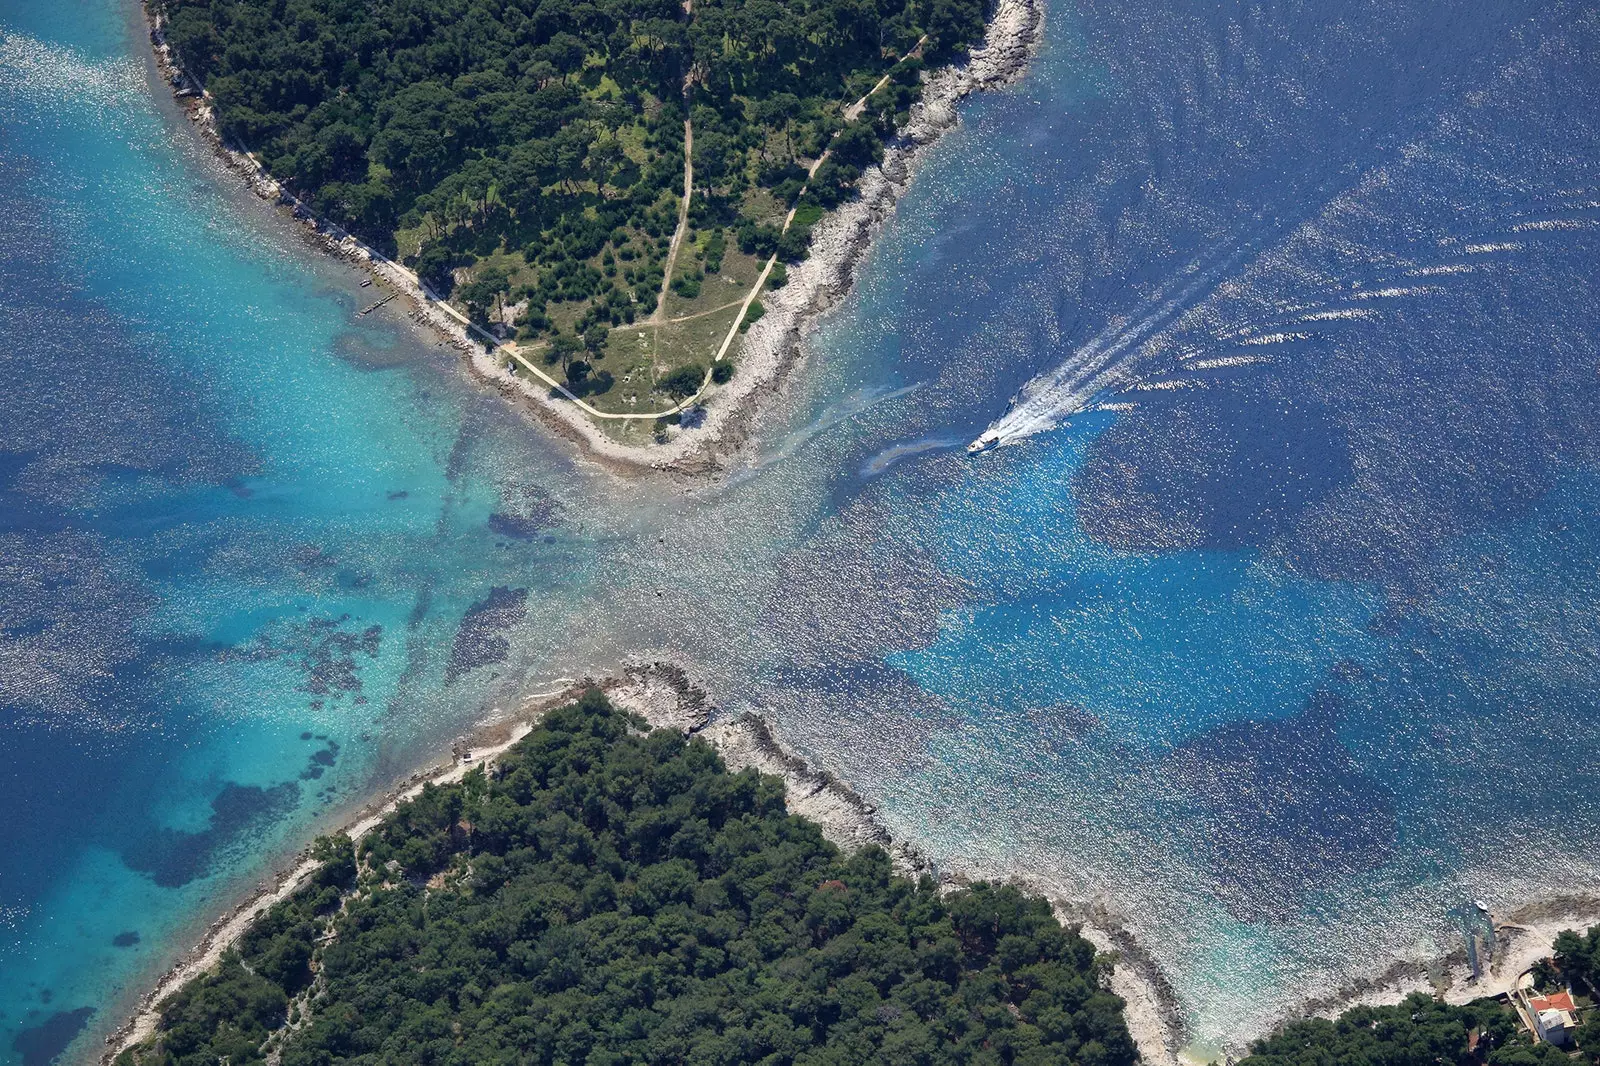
[5,0,1600,1060]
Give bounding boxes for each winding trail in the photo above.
[650,0,697,327]
[707,35,927,369]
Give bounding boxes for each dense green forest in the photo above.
[117,690,1137,1066]
[153,0,985,348]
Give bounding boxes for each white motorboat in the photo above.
[967,431,1002,455]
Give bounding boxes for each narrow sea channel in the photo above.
[4,0,1600,1062]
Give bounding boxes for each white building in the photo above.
[1527,991,1580,1046]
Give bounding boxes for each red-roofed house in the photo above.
[1527,991,1579,1046]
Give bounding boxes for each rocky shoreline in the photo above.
[141,0,1045,476]
[605,666,1191,1065]
[100,662,1185,1065]
[97,653,1600,1066]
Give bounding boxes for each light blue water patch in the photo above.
[6,0,1600,1059]
[0,5,606,1061]
[891,423,1383,750]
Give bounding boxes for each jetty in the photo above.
[357,290,398,317]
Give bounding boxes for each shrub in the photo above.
[739,301,764,332]
[659,363,705,397]
[777,225,811,263]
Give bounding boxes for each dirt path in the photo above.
[649,0,698,325]
[651,114,695,323]
[707,35,928,369]
[666,297,744,324]
[844,37,924,120]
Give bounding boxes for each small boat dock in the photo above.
[357,290,398,317]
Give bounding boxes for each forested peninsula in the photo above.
[150,0,1006,451]
[105,688,1600,1065]
[110,691,1138,1066]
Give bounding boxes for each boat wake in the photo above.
[862,436,963,476]
[969,239,1255,451]
[724,383,923,487]
[964,179,1577,457]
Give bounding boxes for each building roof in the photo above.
[1530,991,1577,1014]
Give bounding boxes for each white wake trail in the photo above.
[971,241,1250,450]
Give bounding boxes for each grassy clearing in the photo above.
[662,240,766,319]
[586,327,658,415]
[657,303,742,367]
[739,188,791,228]
[577,303,741,417]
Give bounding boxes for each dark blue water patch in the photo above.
[1,619,52,641]
[142,633,236,659]
[121,780,301,889]
[768,659,932,698]
[300,739,341,780]
[0,713,148,936]
[0,160,256,511]
[487,485,563,540]
[1026,702,1103,749]
[0,451,35,493]
[332,325,425,370]
[111,931,139,948]
[11,1007,93,1066]
[1167,693,1397,923]
[488,513,547,540]
[1045,2,1600,593]
[1075,384,1354,553]
[228,615,383,704]
[0,454,74,537]
[445,586,529,682]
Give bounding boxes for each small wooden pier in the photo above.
[357,291,398,317]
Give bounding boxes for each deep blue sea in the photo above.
[4,0,1600,1061]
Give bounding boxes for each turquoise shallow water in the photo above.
[6,0,1600,1061]
[0,3,632,1058]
